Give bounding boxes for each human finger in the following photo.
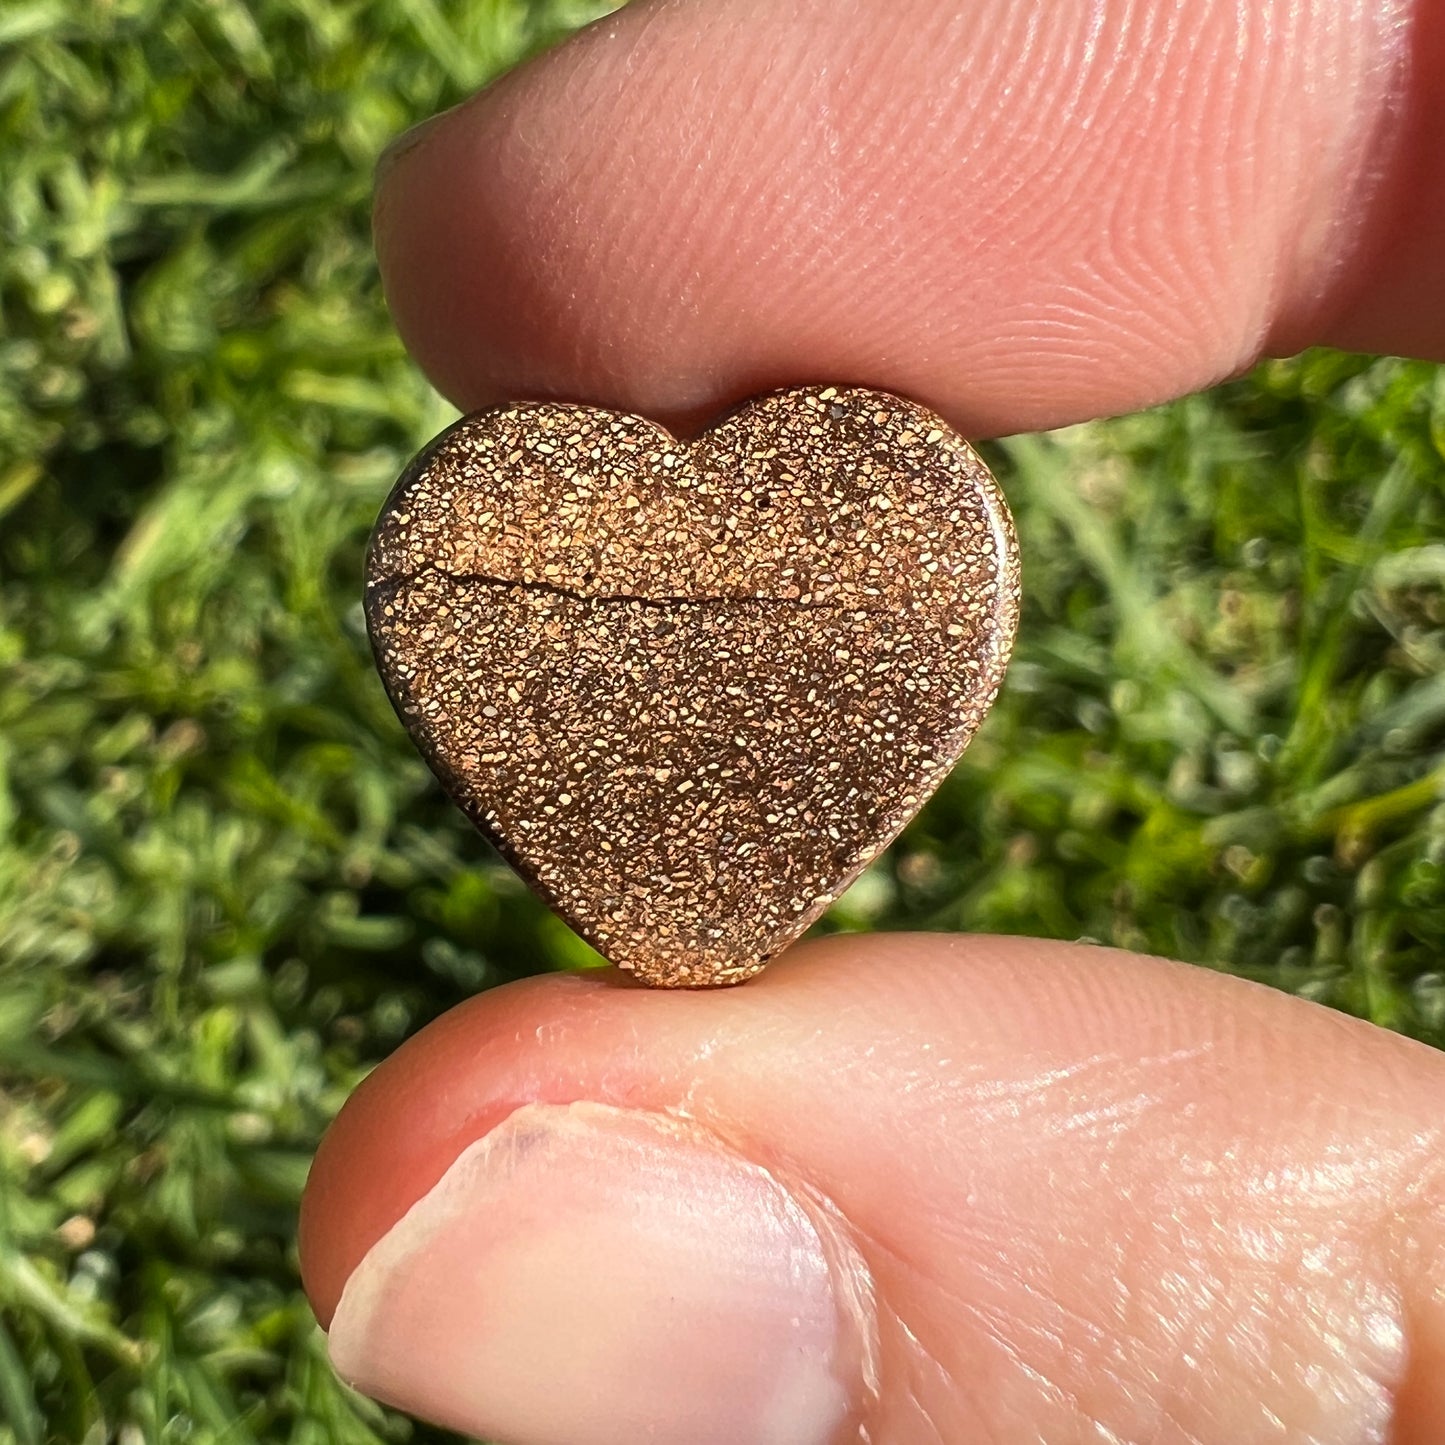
[301,935,1445,1445]
[372,0,1445,437]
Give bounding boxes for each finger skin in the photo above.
[1326,0,1445,359]
[301,936,1445,1443]
[373,0,1444,438]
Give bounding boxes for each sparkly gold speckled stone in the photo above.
[365,385,1019,987]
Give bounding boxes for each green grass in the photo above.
[2,1,1444,1440]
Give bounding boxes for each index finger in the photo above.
[372,0,1445,438]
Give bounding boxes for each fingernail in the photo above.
[327,1101,873,1445]
[375,107,453,187]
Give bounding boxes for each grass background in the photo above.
[3,0,1445,1440]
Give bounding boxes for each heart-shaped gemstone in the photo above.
[365,385,1019,986]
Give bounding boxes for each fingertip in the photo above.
[373,0,1431,436]
[299,970,605,1326]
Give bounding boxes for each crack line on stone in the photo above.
[368,567,894,615]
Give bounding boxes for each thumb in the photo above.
[300,936,1445,1445]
